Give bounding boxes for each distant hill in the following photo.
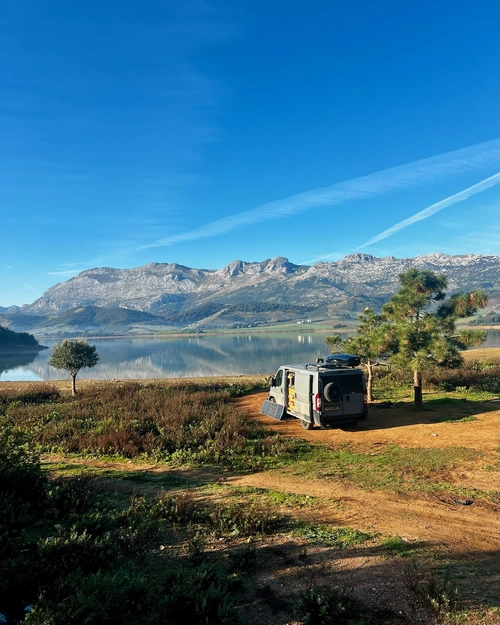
[34,305,164,334]
[0,326,47,355]
[468,307,500,326]
[4,253,499,334]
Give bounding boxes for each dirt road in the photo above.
[232,391,500,556]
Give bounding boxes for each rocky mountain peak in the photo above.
[217,260,248,278]
[339,253,376,264]
[262,257,298,274]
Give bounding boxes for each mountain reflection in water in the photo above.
[1,330,499,382]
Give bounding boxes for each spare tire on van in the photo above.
[323,382,342,402]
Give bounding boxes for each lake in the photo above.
[1,330,499,382]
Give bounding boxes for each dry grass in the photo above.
[461,347,499,361]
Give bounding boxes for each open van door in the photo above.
[269,367,286,406]
[294,371,313,418]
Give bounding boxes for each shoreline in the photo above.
[34,324,500,341]
[0,345,48,356]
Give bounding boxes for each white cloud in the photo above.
[137,138,499,251]
[358,173,500,249]
[47,270,81,276]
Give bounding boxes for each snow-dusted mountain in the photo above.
[3,253,499,334]
[25,253,499,314]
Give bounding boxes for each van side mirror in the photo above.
[270,377,276,387]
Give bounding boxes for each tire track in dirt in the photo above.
[233,391,500,554]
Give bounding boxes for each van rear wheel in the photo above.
[301,419,314,430]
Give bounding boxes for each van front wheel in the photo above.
[301,419,314,430]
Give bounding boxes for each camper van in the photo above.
[261,354,367,430]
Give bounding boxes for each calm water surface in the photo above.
[1,330,499,382]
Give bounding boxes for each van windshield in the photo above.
[322,373,364,394]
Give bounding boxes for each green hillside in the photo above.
[34,306,166,335]
[0,326,46,354]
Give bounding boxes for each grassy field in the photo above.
[1,355,499,625]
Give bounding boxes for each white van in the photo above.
[261,355,367,430]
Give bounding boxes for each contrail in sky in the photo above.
[137,138,498,251]
[357,173,500,249]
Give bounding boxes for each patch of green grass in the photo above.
[112,471,200,488]
[379,536,432,558]
[42,461,91,475]
[293,523,372,548]
[220,484,331,509]
[263,490,325,508]
[286,443,497,501]
[430,415,478,423]
[4,427,297,624]
[424,393,496,410]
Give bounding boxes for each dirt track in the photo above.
[232,391,500,556]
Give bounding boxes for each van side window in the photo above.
[275,369,283,387]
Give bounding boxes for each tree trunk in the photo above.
[413,370,423,410]
[367,360,374,402]
[71,374,77,396]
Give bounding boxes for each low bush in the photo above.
[47,474,102,515]
[404,560,460,620]
[0,382,60,405]
[1,381,303,469]
[0,422,46,504]
[208,501,284,537]
[295,585,387,625]
[24,563,239,625]
[0,458,247,623]
[427,360,500,393]
[372,359,500,398]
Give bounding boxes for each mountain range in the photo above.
[1,253,499,336]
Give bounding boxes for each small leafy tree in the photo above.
[383,269,487,410]
[326,309,395,400]
[48,339,100,395]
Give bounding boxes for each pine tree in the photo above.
[383,269,487,410]
[326,308,395,401]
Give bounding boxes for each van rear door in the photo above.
[337,371,365,416]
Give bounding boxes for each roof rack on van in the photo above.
[313,354,361,368]
[305,362,357,371]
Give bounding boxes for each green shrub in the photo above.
[295,586,382,625]
[25,564,239,625]
[404,561,459,618]
[47,474,101,515]
[149,562,239,625]
[151,489,197,523]
[209,501,283,536]
[0,422,46,504]
[24,569,150,625]
[426,361,500,393]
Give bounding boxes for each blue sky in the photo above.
[1,0,498,307]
